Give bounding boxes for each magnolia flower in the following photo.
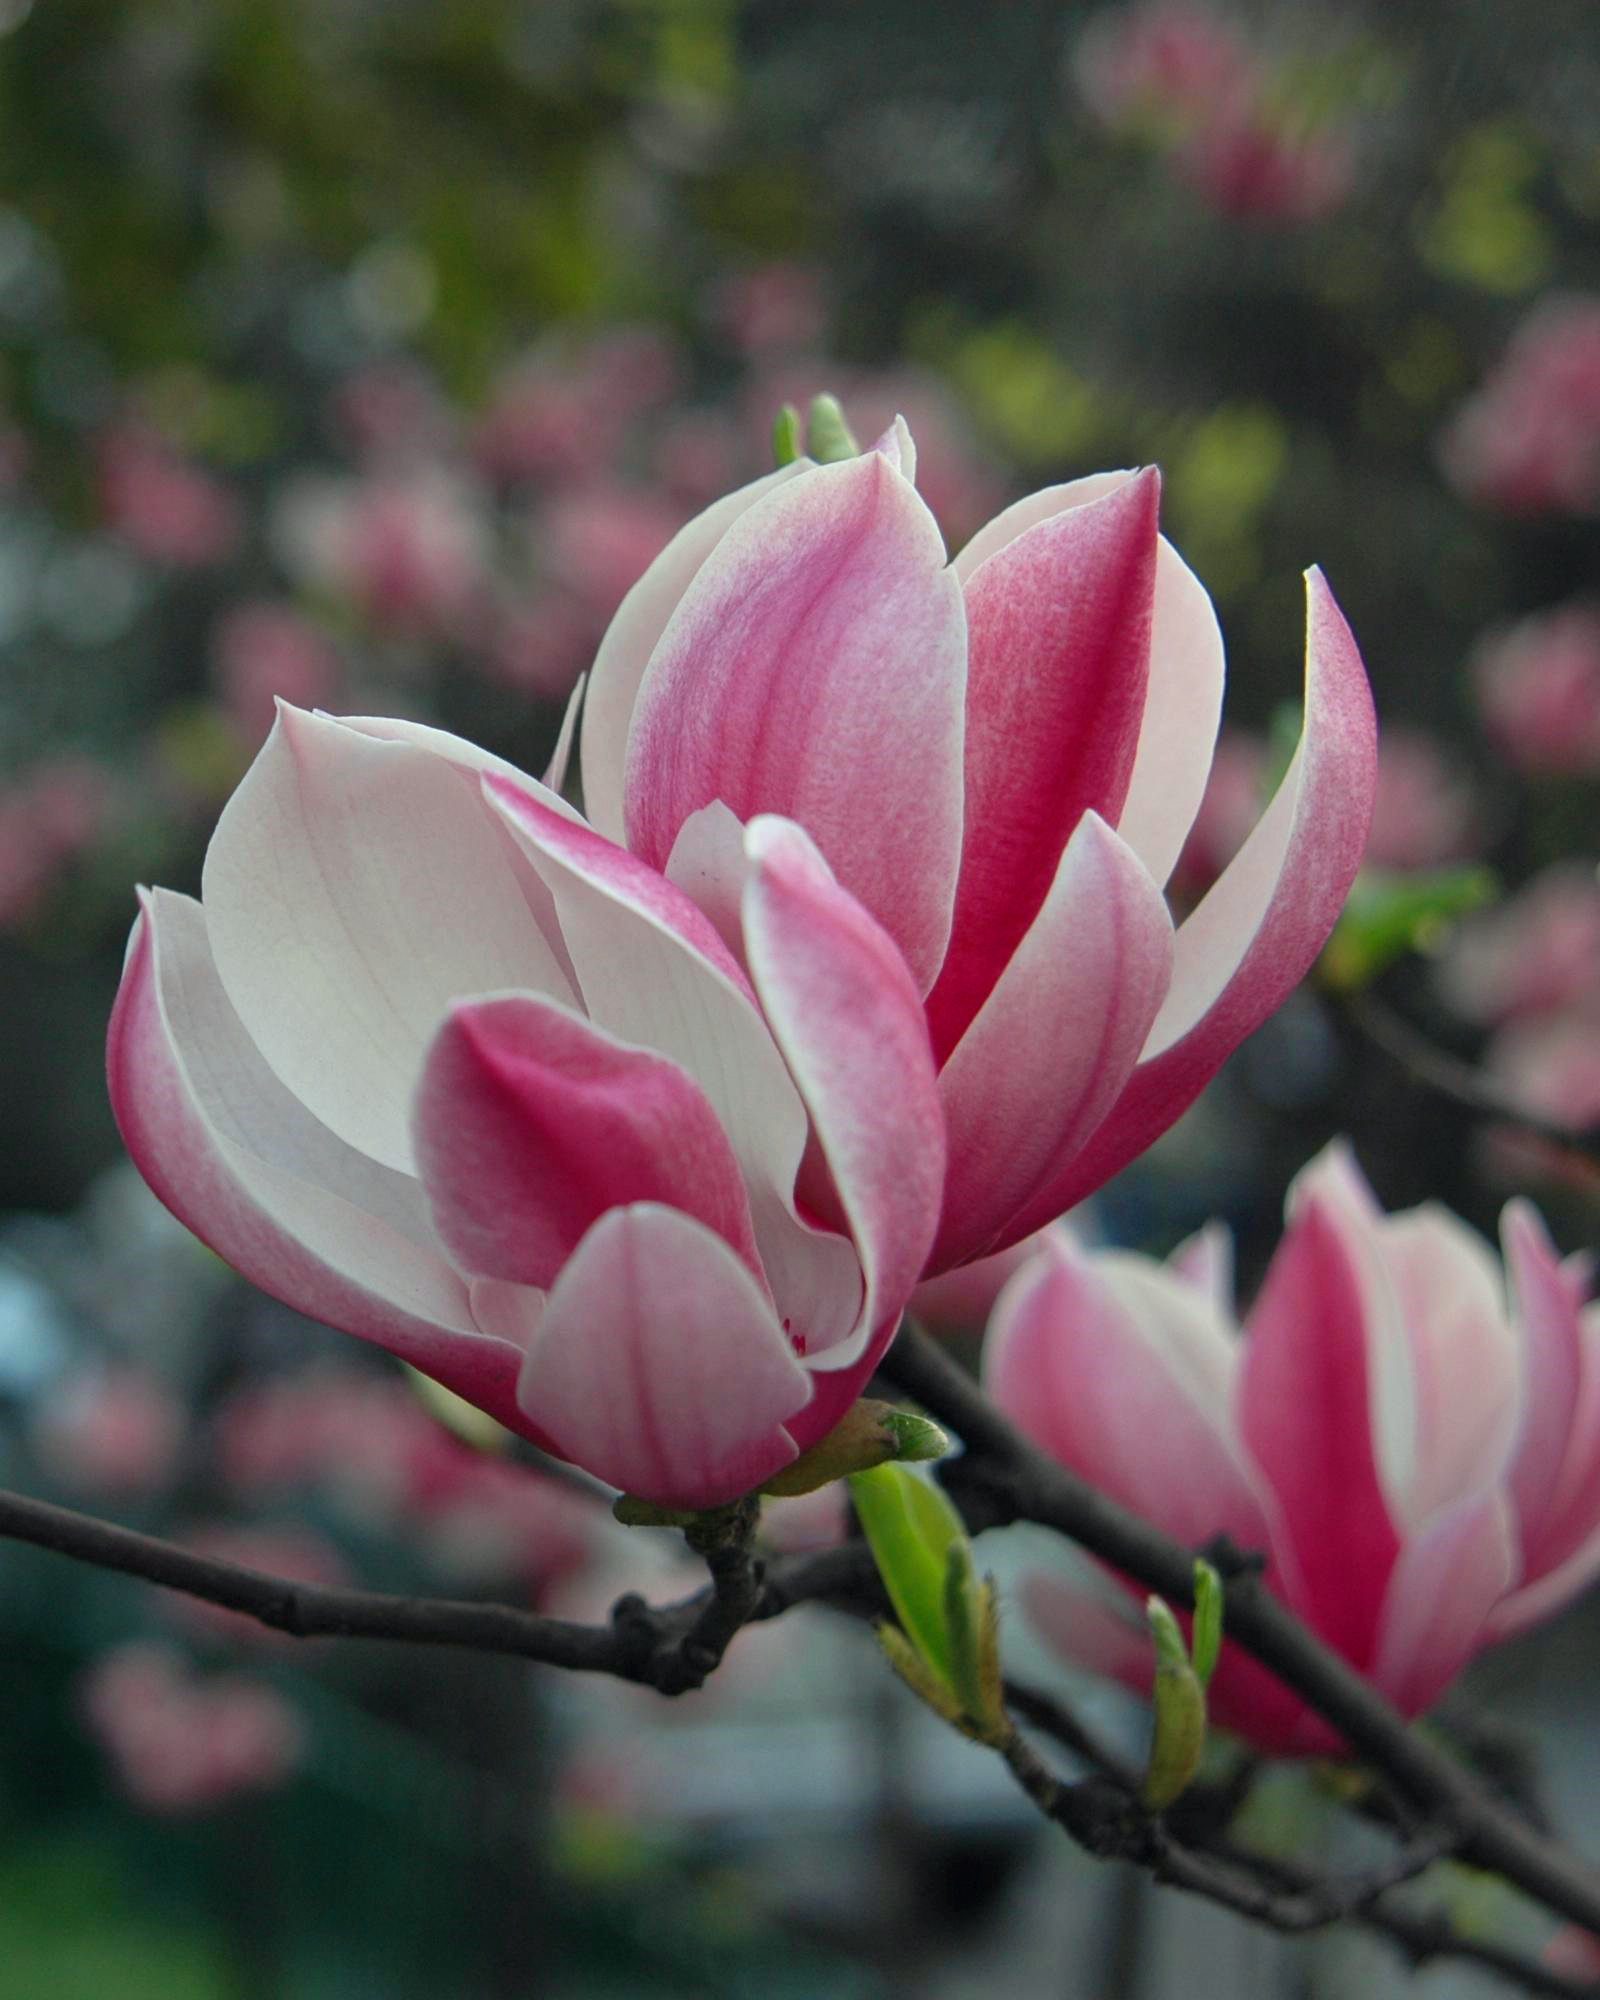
[986,1146,1600,1754]
[110,430,1372,1508]
[109,711,946,1509]
[581,434,1374,1273]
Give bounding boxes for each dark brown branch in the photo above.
[1001,1681,1582,1995]
[0,1485,777,1694]
[880,1327,1600,1942]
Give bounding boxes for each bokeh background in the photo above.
[2,2,1598,1994]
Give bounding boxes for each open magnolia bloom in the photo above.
[110,424,1373,1509]
[581,427,1375,1269]
[109,711,945,1509]
[986,1146,1600,1754]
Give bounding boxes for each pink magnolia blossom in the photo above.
[987,1147,1600,1754]
[1442,296,1600,516]
[1439,866,1600,1029]
[1472,601,1600,776]
[211,601,343,743]
[31,1365,183,1498]
[109,707,947,1510]
[109,435,1372,1509]
[583,439,1374,1276]
[98,424,242,568]
[81,1643,303,1813]
[1177,114,1354,224]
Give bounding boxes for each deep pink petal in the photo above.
[1020,568,1376,1212]
[926,470,1160,1055]
[485,781,863,1354]
[1371,1493,1517,1715]
[1238,1191,1404,1669]
[741,816,945,1369]
[932,813,1173,1269]
[414,993,764,1290]
[580,463,808,843]
[984,1235,1271,1553]
[625,453,968,993]
[518,1205,811,1508]
[107,891,539,1438]
[1024,1571,1154,1689]
[954,471,1226,889]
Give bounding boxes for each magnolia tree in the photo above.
[8,400,1600,1994]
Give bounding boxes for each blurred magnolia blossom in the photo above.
[80,1642,303,1814]
[0,755,112,931]
[109,428,1373,1509]
[214,1366,600,1598]
[712,262,827,357]
[210,601,343,744]
[473,327,683,489]
[531,481,685,625]
[97,421,242,568]
[1484,1015,1600,1145]
[271,467,493,636]
[1176,110,1354,223]
[1074,1,1356,224]
[330,359,455,464]
[1442,295,1600,515]
[30,1363,184,1498]
[1471,600,1600,775]
[987,1145,1600,1754]
[1438,865,1600,1028]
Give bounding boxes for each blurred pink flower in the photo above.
[331,361,453,462]
[211,602,343,743]
[1075,1,1257,128]
[273,470,492,635]
[1169,726,1267,901]
[0,757,111,930]
[1442,296,1600,515]
[1439,866,1600,1028]
[534,482,686,623]
[1364,727,1480,870]
[98,424,242,567]
[474,591,597,702]
[713,263,827,356]
[1472,601,1600,775]
[82,1643,303,1814]
[1177,114,1354,224]
[988,1145,1600,1754]
[32,1365,183,1498]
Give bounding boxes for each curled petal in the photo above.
[518,1205,811,1508]
[927,470,1159,1054]
[742,816,945,1369]
[933,813,1174,1268]
[580,463,808,843]
[486,781,863,1353]
[414,993,764,1291]
[1024,569,1376,1212]
[202,708,576,1173]
[984,1235,1270,1555]
[107,890,534,1435]
[625,453,968,994]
